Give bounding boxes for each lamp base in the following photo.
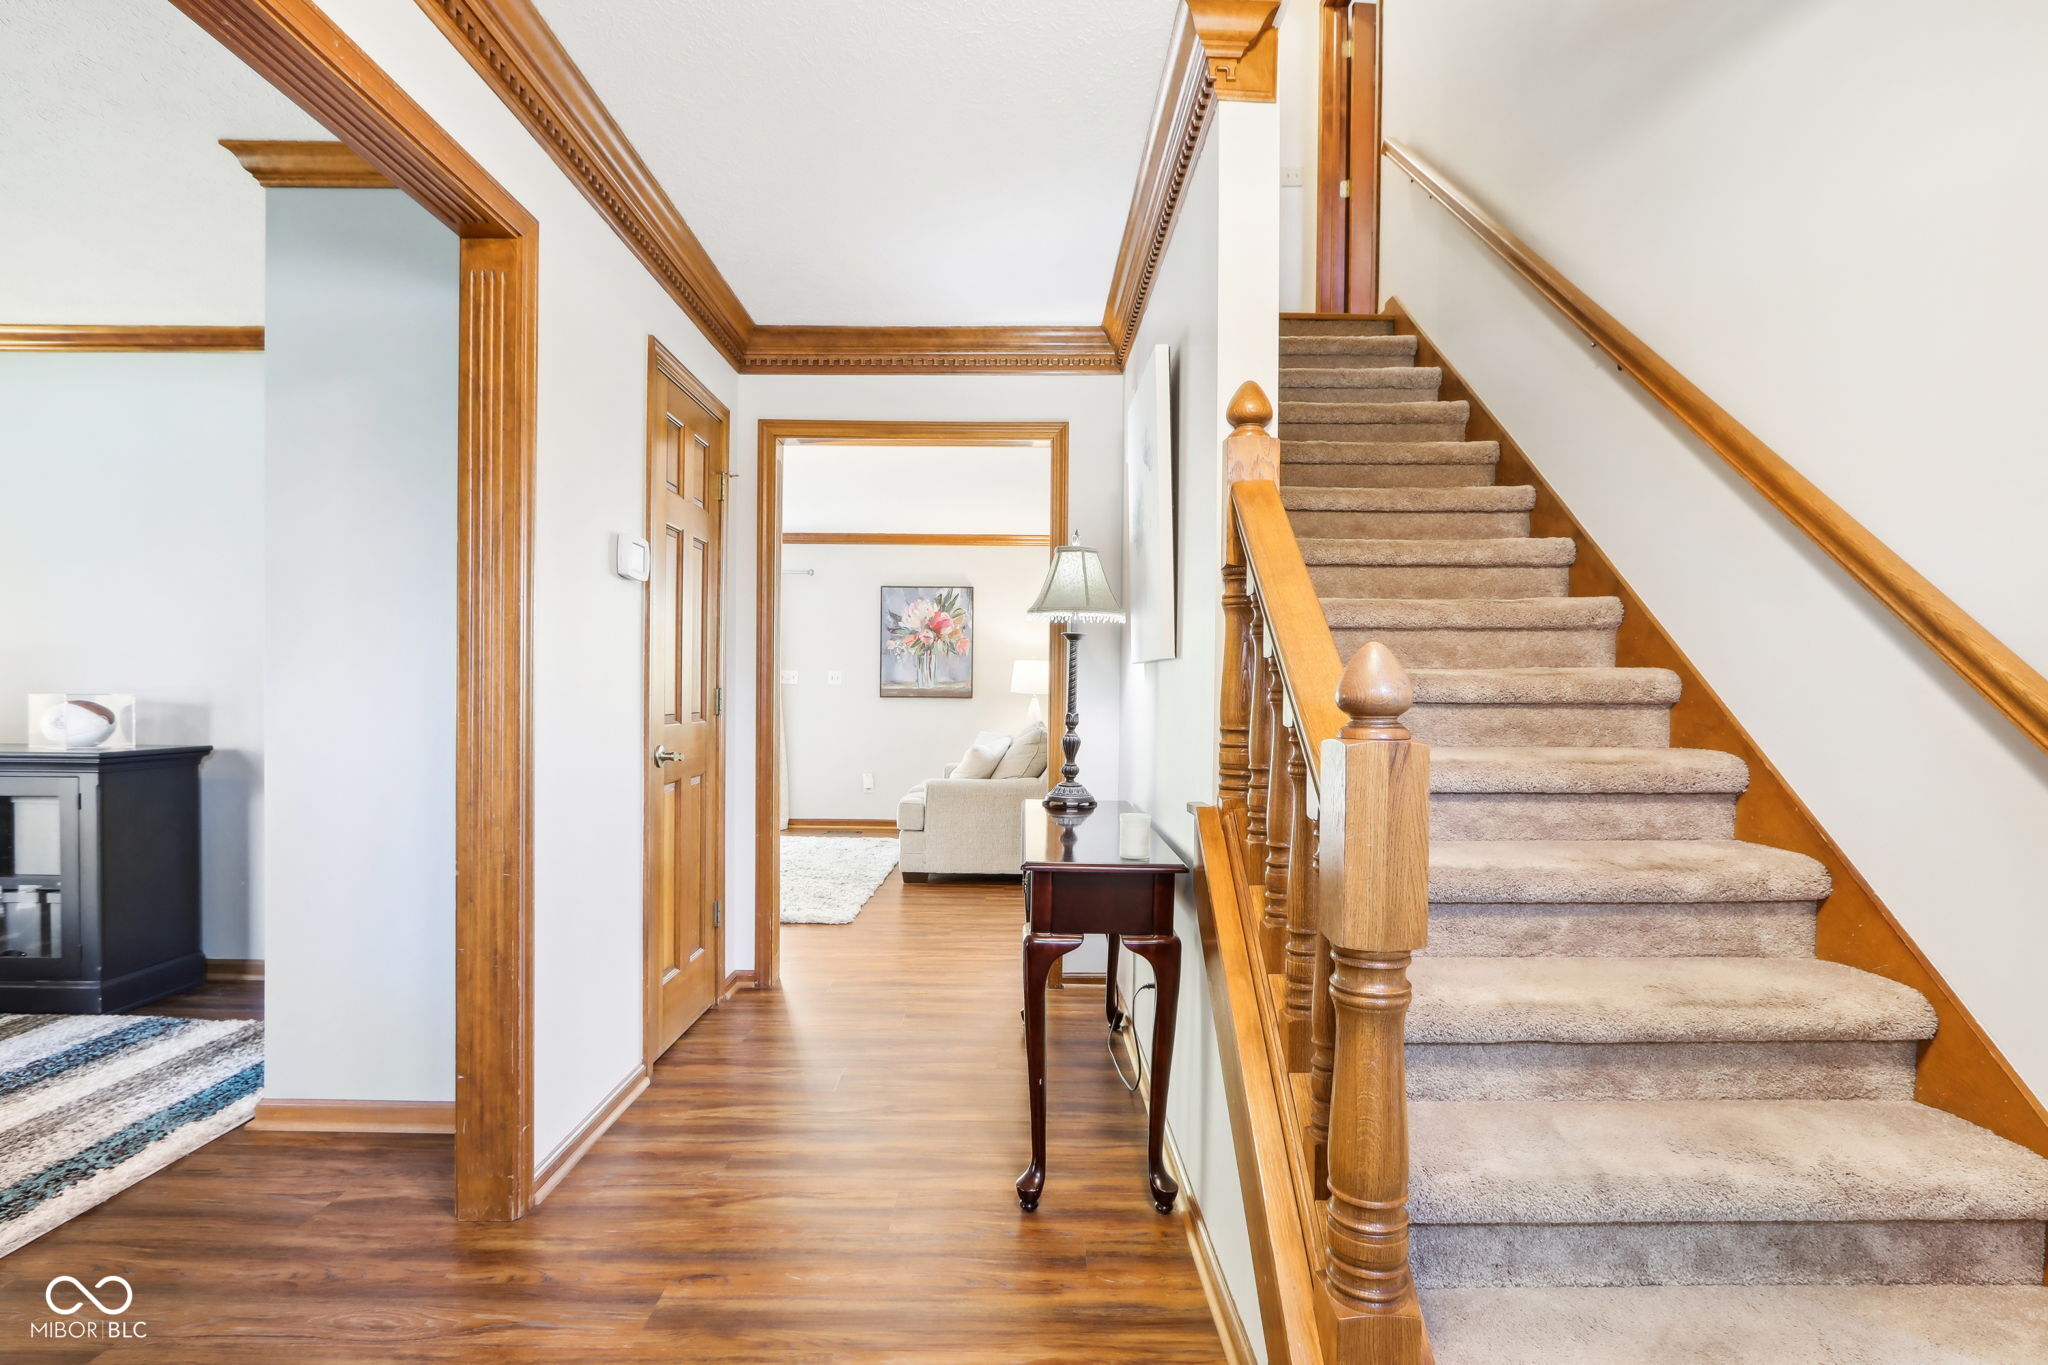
[1041,780,1097,812]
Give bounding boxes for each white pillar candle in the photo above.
[1118,812,1152,859]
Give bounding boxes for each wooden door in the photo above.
[645,346,727,1061]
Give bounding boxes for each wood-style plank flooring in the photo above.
[0,872,1223,1362]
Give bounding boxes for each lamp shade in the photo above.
[1027,541,1125,623]
[1010,659,1050,697]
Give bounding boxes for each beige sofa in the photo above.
[897,725,1049,880]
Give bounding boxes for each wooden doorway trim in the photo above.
[643,339,730,1061]
[170,0,538,1221]
[754,421,1069,988]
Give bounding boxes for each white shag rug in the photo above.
[778,836,900,925]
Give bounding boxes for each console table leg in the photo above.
[1017,931,1082,1212]
[1105,934,1124,1032]
[1123,933,1182,1212]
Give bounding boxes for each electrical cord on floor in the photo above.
[1106,981,1156,1093]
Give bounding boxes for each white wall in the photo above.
[727,372,1126,975]
[262,189,458,1103]
[0,353,265,958]
[1117,97,1281,1359]
[288,0,742,1160]
[782,544,1050,822]
[1275,0,1324,313]
[1379,0,2048,1096]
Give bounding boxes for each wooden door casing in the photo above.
[645,341,727,1062]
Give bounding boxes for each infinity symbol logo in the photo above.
[45,1276,133,1316]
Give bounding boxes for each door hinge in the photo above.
[1341,38,1354,58]
[713,685,724,716]
[712,898,723,929]
[1339,179,1352,198]
[714,470,737,501]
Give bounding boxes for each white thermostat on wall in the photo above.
[613,533,652,582]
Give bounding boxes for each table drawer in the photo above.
[1029,871,1171,937]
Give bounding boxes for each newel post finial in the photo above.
[1338,641,1412,740]
[1227,380,1273,434]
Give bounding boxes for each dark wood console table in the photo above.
[1017,800,1188,1213]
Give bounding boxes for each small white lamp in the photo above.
[1010,659,1050,725]
[1027,533,1125,811]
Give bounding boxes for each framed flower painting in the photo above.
[879,586,974,698]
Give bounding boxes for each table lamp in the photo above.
[1010,659,1050,724]
[1027,534,1125,811]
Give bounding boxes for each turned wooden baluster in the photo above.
[1306,910,1335,1199]
[1316,642,1430,1363]
[1260,667,1294,974]
[1219,523,1254,812]
[1243,607,1273,875]
[1281,730,1318,1070]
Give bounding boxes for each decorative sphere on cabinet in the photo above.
[38,700,117,748]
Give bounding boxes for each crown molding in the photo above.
[1186,0,1281,101]
[0,325,263,352]
[1102,11,1216,362]
[414,0,1217,374]
[744,325,1116,375]
[414,0,754,366]
[220,139,392,187]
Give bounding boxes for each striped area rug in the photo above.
[0,1014,262,1257]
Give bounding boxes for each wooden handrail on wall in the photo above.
[1207,381,1433,1363]
[1382,139,2048,756]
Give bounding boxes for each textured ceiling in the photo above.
[534,0,1184,327]
[0,0,325,322]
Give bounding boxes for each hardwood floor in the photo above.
[0,873,1223,1362]
[127,976,264,1020]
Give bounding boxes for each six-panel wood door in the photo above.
[645,346,727,1061]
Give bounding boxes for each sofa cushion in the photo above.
[952,731,1013,780]
[992,722,1049,779]
[896,782,928,832]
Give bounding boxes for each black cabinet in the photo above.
[0,745,211,1012]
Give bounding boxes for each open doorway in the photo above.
[753,422,1069,985]
[3,0,539,1223]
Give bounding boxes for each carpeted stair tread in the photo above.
[1281,364,1442,390]
[1281,439,1498,466]
[1421,1285,2048,1365]
[1408,958,1936,1043]
[1429,839,1830,904]
[1430,746,1747,794]
[1283,485,1536,512]
[1279,333,1414,359]
[1299,536,1575,567]
[1280,315,1397,337]
[1324,597,1620,631]
[1281,399,1468,426]
[1411,666,1681,705]
[1409,1100,2048,1225]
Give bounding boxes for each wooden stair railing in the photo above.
[1198,380,1432,1364]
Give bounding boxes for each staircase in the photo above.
[1276,314,2048,1361]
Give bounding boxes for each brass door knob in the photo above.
[652,746,684,766]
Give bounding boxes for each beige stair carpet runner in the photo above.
[1277,315,2048,1362]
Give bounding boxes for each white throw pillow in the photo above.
[992,722,1049,780]
[952,730,1013,780]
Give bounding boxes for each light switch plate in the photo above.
[1280,166,1304,187]
[826,670,843,685]
[780,670,799,685]
[612,533,651,582]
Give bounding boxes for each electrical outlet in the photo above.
[826,670,843,685]
[780,669,798,685]
[1280,166,1304,188]
[861,772,874,792]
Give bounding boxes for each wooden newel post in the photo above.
[1218,381,1276,816]
[1316,641,1430,1363]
